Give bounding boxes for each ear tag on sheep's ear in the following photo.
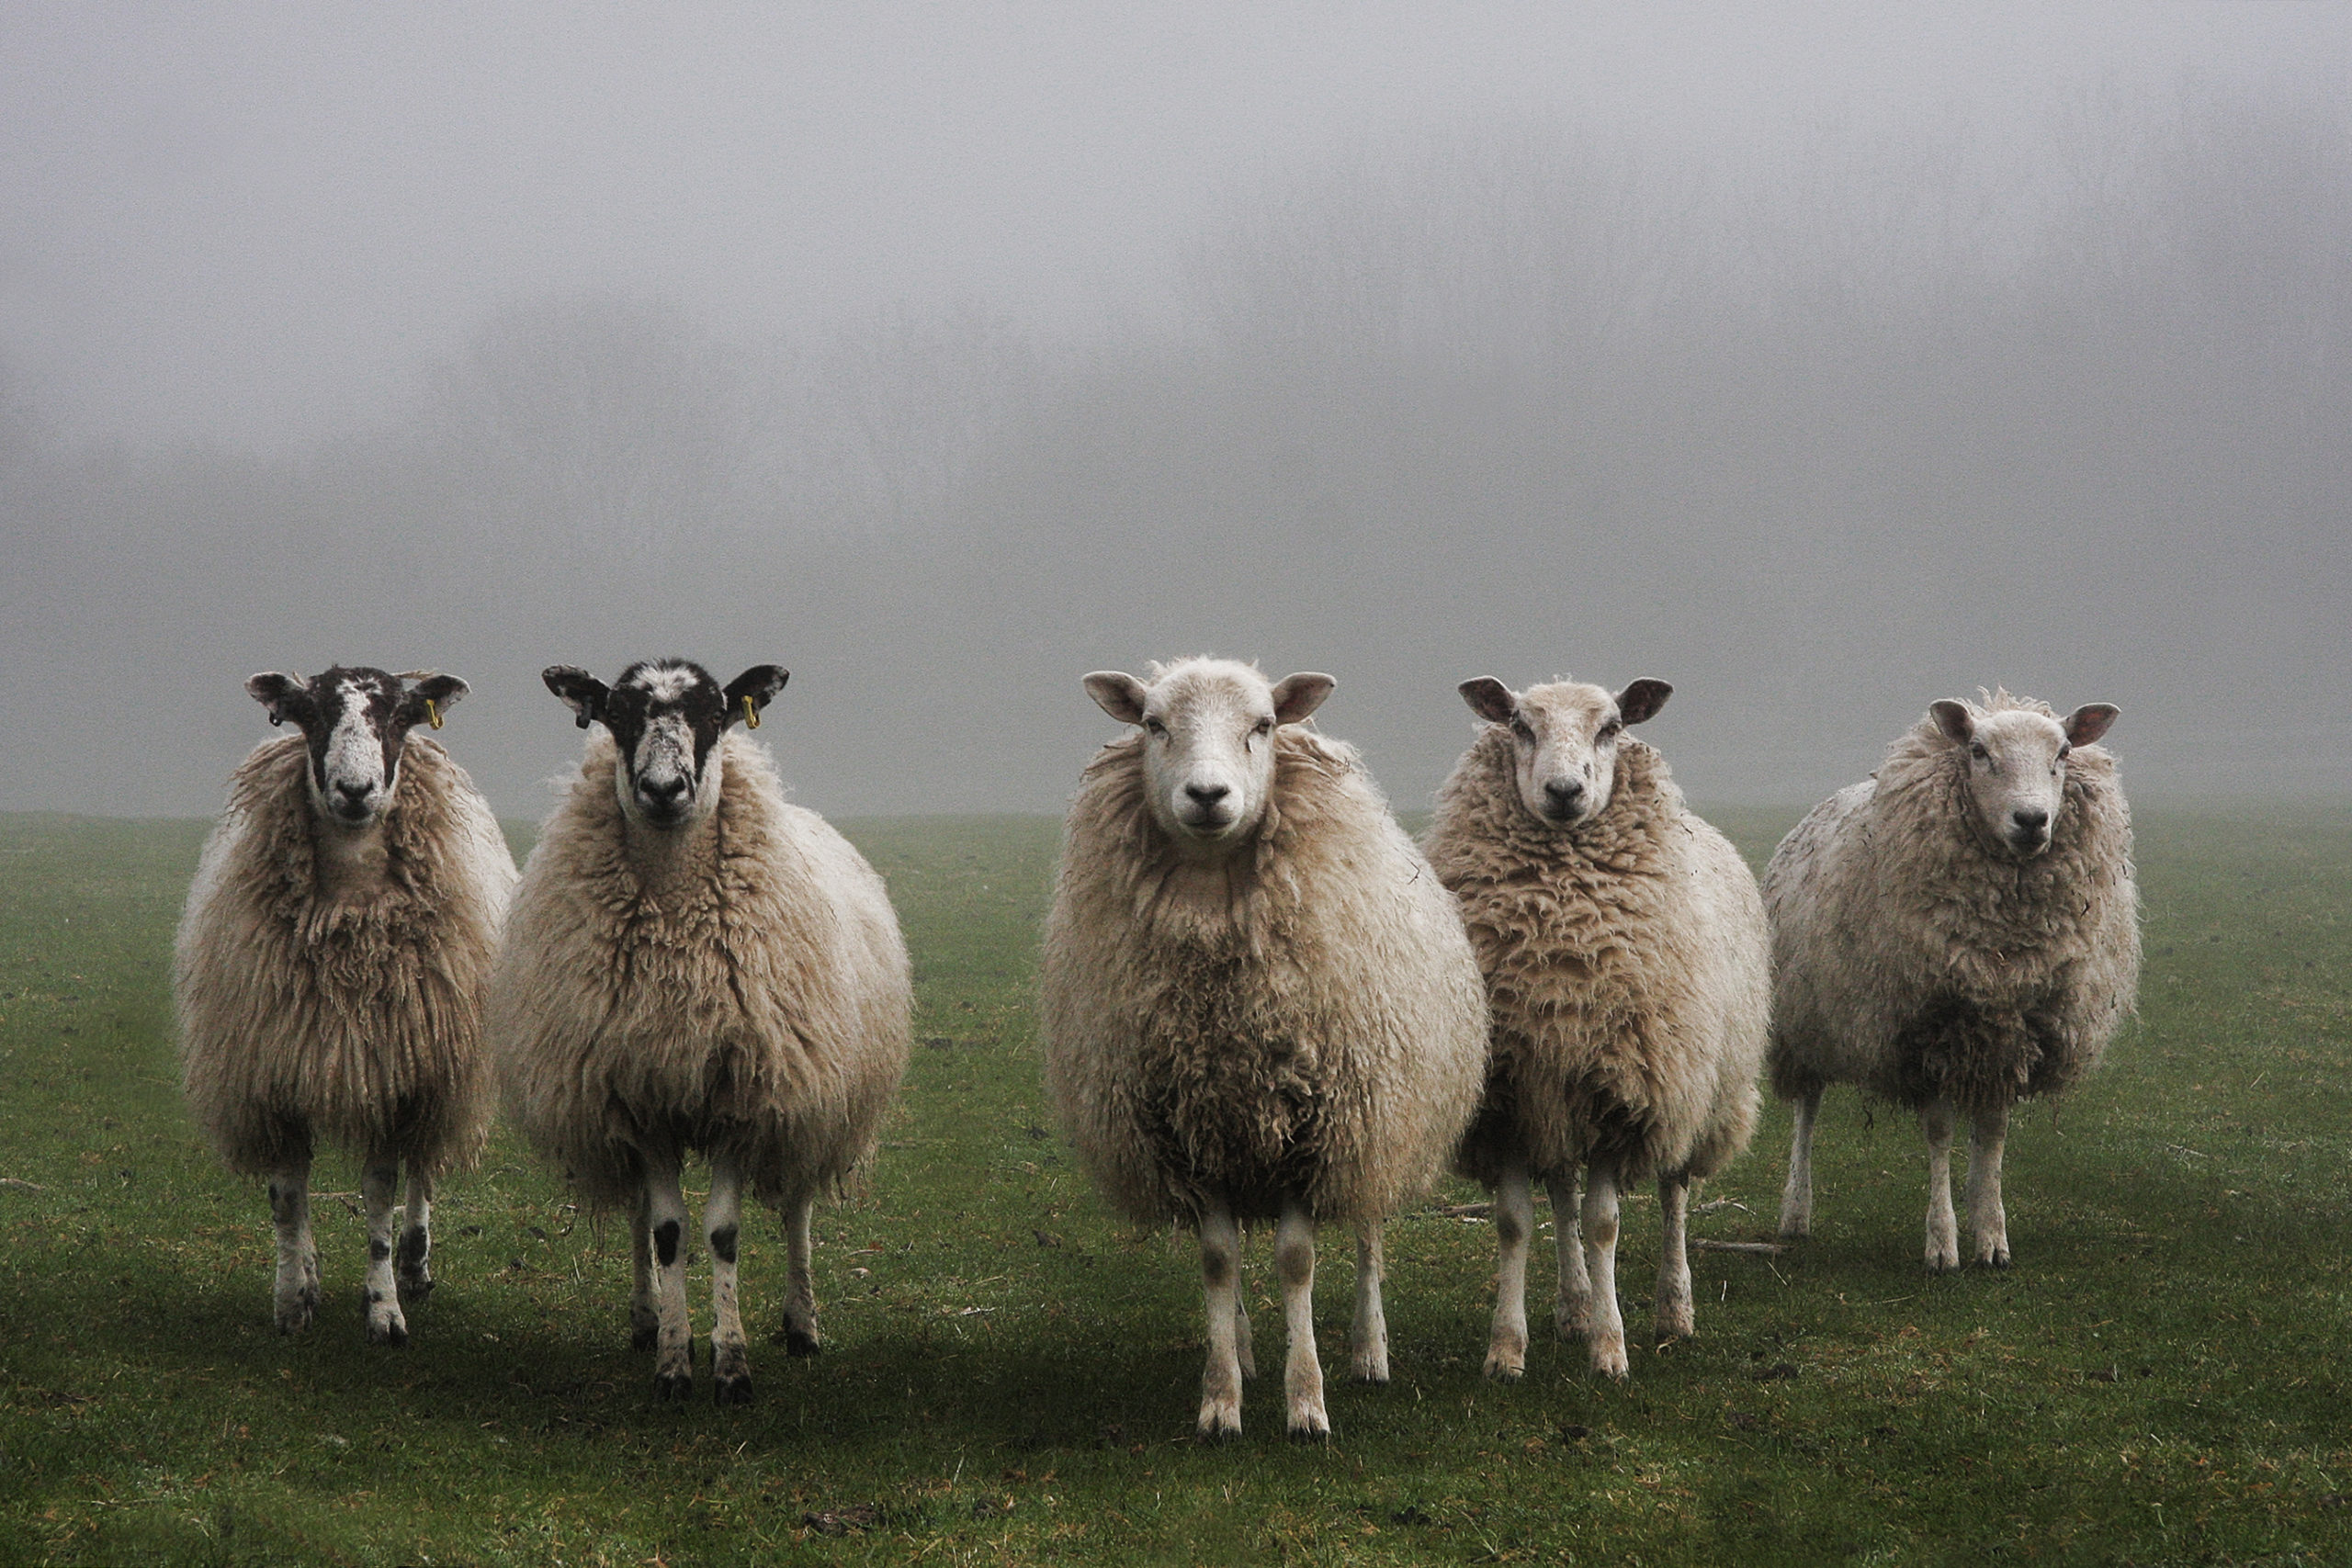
[742,694,760,730]
[424,698,442,731]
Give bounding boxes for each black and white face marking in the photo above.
[542,660,790,830]
[245,666,469,829]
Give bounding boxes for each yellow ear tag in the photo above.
[424,698,442,730]
[742,694,760,730]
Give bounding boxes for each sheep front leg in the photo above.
[706,1156,752,1404]
[360,1155,408,1346]
[1655,1170,1694,1341]
[266,1158,318,1335]
[777,1191,821,1357]
[1483,1162,1533,1381]
[628,1183,660,1352]
[643,1157,695,1399]
[396,1165,435,1303]
[1274,1198,1329,1439]
[1779,1086,1821,1238]
[1547,1172,1590,1338]
[1922,1097,1960,1272]
[1350,1220,1388,1384]
[1580,1162,1628,1380]
[1196,1202,1245,1440]
[1968,1103,2011,1268]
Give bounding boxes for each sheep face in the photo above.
[542,660,790,831]
[1928,697,2120,859]
[244,666,469,829]
[1083,659,1334,853]
[1458,675,1672,829]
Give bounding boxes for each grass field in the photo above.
[2,803,2348,1566]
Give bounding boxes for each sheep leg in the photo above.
[1581,1162,1628,1379]
[1196,1203,1245,1440]
[1654,1170,1695,1341]
[1235,1280,1257,1382]
[1968,1104,2011,1268]
[1349,1220,1388,1384]
[628,1183,660,1352]
[1779,1086,1821,1239]
[266,1158,318,1335]
[396,1165,435,1303]
[706,1155,752,1404]
[1483,1162,1533,1381]
[778,1191,822,1356]
[1275,1198,1329,1440]
[360,1154,408,1346]
[1922,1097,1960,1272]
[1548,1171,1591,1339]
[644,1158,695,1399]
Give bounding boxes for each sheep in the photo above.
[175,665,514,1344]
[1041,657,1488,1440]
[489,660,911,1404]
[1768,688,2138,1270]
[1424,675,1770,1381]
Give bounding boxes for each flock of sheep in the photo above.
[174,655,2138,1437]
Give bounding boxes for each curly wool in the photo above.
[1766,693,2140,1115]
[175,735,514,1177]
[1041,728,1488,1228]
[490,731,910,1211]
[1426,730,1770,1188]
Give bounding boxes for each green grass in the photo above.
[2,804,2349,1565]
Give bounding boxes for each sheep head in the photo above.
[245,666,469,829]
[1458,674,1670,830]
[1083,658,1333,857]
[1928,691,2118,860]
[542,660,788,830]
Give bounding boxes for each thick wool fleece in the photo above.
[491,731,910,1211]
[1765,695,2140,1114]
[1426,731,1770,1188]
[1042,728,1487,1228]
[176,735,514,1177]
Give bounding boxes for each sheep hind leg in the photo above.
[644,1159,695,1400]
[360,1154,408,1346]
[1654,1170,1695,1342]
[1483,1163,1533,1381]
[1581,1163,1628,1380]
[1196,1203,1244,1440]
[1923,1097,1960,1273]
[396,1165,434,1303]
[628,1182,660,1352]
[1274,1198,1329,1440]
[266,1157,318,1335]
[1549,1172,1591,1339]
[776,1191,822,1357]
[706,1155,752,1404]
[1968,1104,2011,1268]
[1779,1087,1821,1239]
[1349,1220,1388,1384]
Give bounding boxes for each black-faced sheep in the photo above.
[176,666,514,1343]
[1041,658,1488,1439]
[1425,675,1770,1380]
[490,660,911,1403]
[1768,688,2139,1270]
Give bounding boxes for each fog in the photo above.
[3,6,2346,819]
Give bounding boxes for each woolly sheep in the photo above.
[176,665,514,1344]
[1769,688,2138,1270]
[490,660,911,1404]
[1425,675,1770,1381]
[1042,658,1488,1439]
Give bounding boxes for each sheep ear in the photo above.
[543,665,607,730]
[2064,704,2119,746]
[1928,700,1975,744]
[1271,672,1335,725]
[1458,678,1517,725]
[724,665,790,728]
[245,672,311,729]
[1615,678,1672,726]
[397,673,468,729]
[1083,671,1148,726]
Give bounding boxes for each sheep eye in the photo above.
[1251,719,1272,739]
[1970,742,1988,761]
[1144,717,1169,739]
[1510,718,1534,742]
[2056,742,2073,761]
[1598,721,1622,742]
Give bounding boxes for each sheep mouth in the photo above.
[2004,827,2052,858]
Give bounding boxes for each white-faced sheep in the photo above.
[176,665,514,1344]
[490,660,911,1403]
[1041,658,1488,1440]
[1424,675,1770,1381]
[1769,689,2138,1270]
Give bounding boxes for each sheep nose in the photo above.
[1544,779,1585,809]
[1184,783,1231,807]
[334,780,370,805]
[642,775,688,806]
[2012,808,2049,831]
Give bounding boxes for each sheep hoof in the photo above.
[1482,1353,1526,1382]
[1554,1301,1591,1340]
[631,1321,660,1353]
[1286,1414,1331,1443]
[1925,1256,1960,1276]
[1975,1248,2012,1269]
[275,1306,314,1336]
[1196,1402,1243,1442]
[1351,1355,1389,1386]
[397,1272,435,1304]
[1654,1310,1695,1342]
[775,1324,822,1357]
[653,1370,695,1401]
[1777,1218,1811,1241]
[1589,1340,1630,1381]
[368,1317,409,1348]
[712,1373,754,1406]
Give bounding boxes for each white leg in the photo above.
[1197,1203,1244,1439]
[778,1191,821,1356]
[1968,1104,2011,1268]
[706,1155,752,1404]
[1350,1220,1388,1384]
[1484,1162,1533,1380]
[1923,1097,1959,1272]
[644,1156,694,1399]
[361,1155,408,1346]
[1655,1171,1694,1341]
[1275,1198,1329,1439]
[629,1182,660,1352]
[1780,1087,1821,1238]
[266,1157,318,1335]
[1581,1162,1627,1379]
[396,1165,435,1303]
[1547,1172,1590,1339]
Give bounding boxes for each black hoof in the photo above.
[398,1274,435,1304]
[631,1324,660,1353]
[368,1320,409,1348]
[778,1325,822,1357]
[713,1374,754,1406]
[653,1371,694,1401]
[1287,1424,1332,1445]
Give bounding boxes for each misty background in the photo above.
[3,5,2346,821]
